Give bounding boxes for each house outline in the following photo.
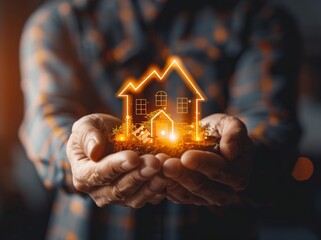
[117,56,207,141]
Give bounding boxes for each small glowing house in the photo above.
[117,56,206,142]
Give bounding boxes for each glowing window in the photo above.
[136,99,147,115]
[177,98,188,114]
[155,91,167,106]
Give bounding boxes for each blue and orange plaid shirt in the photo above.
[20,0,301,239]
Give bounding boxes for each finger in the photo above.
[67,134,88,164]
[166,181,208,205]
[164,158,237,206]
[148,174,168,193]
[176,171,237,206]
[110,154,161,203]
[125,174,167,208]
[217,116,247,161]
[181,150,242,189]
[155,153,171,164]
[163,158,209,204]
[162,157,183,179]
[72,114,121,161]
[70,150,141,193]
[89,186,113,207]
[90,150,141,185]
[155,153,170,178]
[148,193,166,205]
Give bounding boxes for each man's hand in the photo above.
[66,114,167,208]
[163,114,254,206]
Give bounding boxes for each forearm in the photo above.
[19,4,87,192]
[226,5,302,204]
[244,120,301,204]
[19,100,83,191]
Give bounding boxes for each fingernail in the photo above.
[228,141,240,160]
[163,161,181,179]
[87,139,97,155]
[121,161,135,171]
[140,167,158,178]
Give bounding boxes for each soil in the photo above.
[111,137,220,158]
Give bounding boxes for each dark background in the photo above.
[0,0,321,239]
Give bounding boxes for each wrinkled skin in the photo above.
[163,114,254,206]
[67,113,254,208]
[67,114,167,208]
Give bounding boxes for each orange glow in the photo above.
[71,199,83,215]
[117,56,206,139]
[117,135,126,142]
[169,133,178,142]
[292,156,314,181]
[150,110,174,138]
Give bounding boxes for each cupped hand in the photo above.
[67,114,168,208]
[163,114,254,206]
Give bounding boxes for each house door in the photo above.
[154,120,172,140]
[151,110,174,141]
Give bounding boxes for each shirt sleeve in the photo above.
[19,3,89,192]
[226,6,302,203]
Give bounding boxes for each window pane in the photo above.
[155,91,167,106]
[136,99,147,115]
[177,98,188,114]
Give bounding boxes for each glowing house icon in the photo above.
[117,56,206,142]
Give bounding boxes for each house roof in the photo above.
[117,56,207,101]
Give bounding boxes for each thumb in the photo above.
[72,114,118,161]
[218,116,247,161]
[83,130,106,161]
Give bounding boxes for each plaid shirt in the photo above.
[20,0,301,239]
